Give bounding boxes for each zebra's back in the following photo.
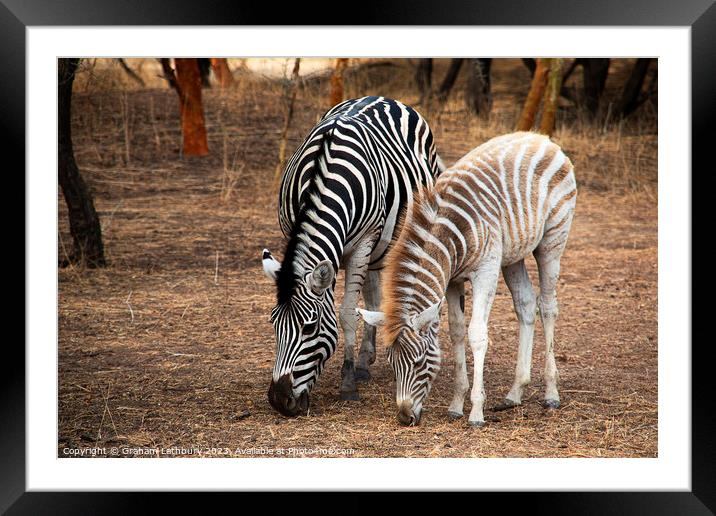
[278,96,441,269]
[435,132,576,270]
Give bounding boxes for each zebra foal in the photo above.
[358,132,577,426]
[262,96,443,416]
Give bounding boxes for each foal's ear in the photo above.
[262,248,281,281]
[410,297,444,333]
[307,260,335,293]
[356,308,386,327]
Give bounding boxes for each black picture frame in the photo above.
[7,0,710,512]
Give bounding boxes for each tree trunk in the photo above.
[527,58,578,102]
[159,58,178,90]
[436,58,463,103]
[329,58,349,108]
[58,58,106,268]
[465,58,492,117]
[539,58,564,136]
[522,58,536,76]
[517,58,550,131]
[210,58,234,88]
[616,58,653,117]
[415,58,432,106]
[562,58,580,84]
[173,59,209,156]
[197,58,212,88]
[582,58,610,118]
[275,58,301,182]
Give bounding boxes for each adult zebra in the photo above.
[262,96,443,416]
[358,132,577,426]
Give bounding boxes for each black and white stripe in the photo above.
[263,96,442,416]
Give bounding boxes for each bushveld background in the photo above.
[58,58,657,457]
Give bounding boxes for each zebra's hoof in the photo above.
[340,390,360,401]
[447,411,463,421]
[468,420,486,428]
[491,399,519,412]
[354,368,372,382]
[543,399,560,409]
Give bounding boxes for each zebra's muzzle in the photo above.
[268,375,309,417]
[397,400,420,426]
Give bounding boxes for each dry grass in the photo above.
[58,58,657,458]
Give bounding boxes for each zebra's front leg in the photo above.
[339,257,370,401]
[356,270,380,382]
[467,262,500,427]
[446,281,469,420]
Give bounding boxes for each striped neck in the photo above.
[276,176,344,305]
[382,190,460,343]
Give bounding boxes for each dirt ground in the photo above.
[58,59,657,458]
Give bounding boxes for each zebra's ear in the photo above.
[262,248,281,281]
[356,308,386,327]
[410,297,444,333]
[308,260,334,293]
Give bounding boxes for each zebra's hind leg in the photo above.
[494,260,537,411]
[339,250,371,401]
[534,238,568,410]
[356,270,381,382]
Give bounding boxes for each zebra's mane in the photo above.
[381,185,441,345]
[275,133,333,305]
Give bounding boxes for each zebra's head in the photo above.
[357,298,443,426]
[262,249,338,417]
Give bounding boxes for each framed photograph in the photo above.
[10,0,710,511]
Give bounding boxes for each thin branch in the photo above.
[275,58,302,182]
[125,290,135,323]
[117,58,145,87]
